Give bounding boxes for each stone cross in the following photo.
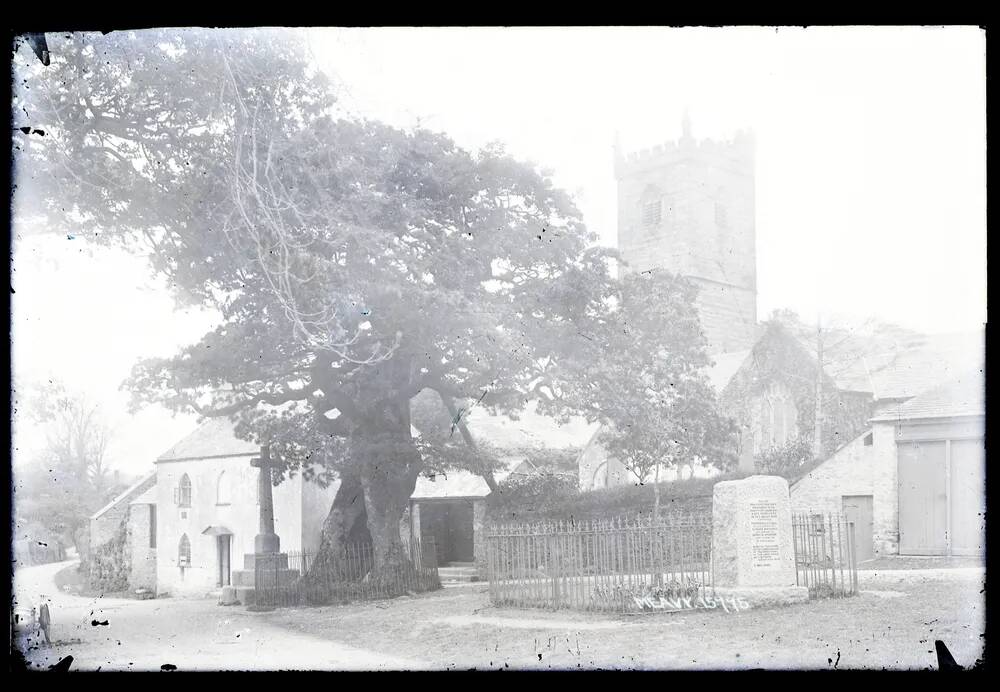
[250,445,281,554]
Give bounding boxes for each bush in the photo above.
[486,471,753,524]
[754,437,814,476]
[487,473,578,522]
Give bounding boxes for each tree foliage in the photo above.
[584,272,738,501]
[14,29,620,581]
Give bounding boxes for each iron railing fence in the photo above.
[252,536,440,608]
[791,512,859,597]
[485,514,714,613]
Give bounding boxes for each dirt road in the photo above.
[12,560,427,671]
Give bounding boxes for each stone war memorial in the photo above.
[711,475,809,607]
[220,446,301,608]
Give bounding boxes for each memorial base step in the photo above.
[219,585,255,606]
[710,585,809,609]
[230,567,300,589]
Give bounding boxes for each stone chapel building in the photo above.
[92,418,339,598]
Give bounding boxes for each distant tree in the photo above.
[581,271,739,519]
[14,379,122,556]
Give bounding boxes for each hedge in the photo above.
[485,461,823,525]
[485,471,758,524]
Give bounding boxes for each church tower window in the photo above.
[640,185,662,228]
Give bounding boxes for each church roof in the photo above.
[410,457,522,500]
[766,321,983,401]
[871,371,985,422]
[156,417,259,462]
[459,404,597,450]
[411,389,596,451]
[861,331,985,401]
[706,350,752,393]
[411,469,493,500]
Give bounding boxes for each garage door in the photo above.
[950,439,986,556]
[897,441,948,555]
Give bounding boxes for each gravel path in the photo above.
[12,560,426,671]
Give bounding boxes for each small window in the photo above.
[149,505,157,549]
[175,474,192,508]
[216,471,231,505]
[178,533,191,567]
[642,200,662,227]
[864,433,873,446]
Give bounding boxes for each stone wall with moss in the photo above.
[88,518,131,593]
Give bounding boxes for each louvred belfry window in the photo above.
[640,185,662,228]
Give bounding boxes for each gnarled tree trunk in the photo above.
[353,400,424,594]
[302,470,369,603]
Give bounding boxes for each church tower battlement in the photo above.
[614,114,758,354]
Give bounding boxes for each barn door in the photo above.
[842,495,874,562]
[949,439,986,556]
[897,441,948,555]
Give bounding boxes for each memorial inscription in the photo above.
[748,499,781,569]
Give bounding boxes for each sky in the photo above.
[10,26,987,474]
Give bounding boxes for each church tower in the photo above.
[614,115,758,354]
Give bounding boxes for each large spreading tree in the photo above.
[14,30,737,595]
[14,29,619,591]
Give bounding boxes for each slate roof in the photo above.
[871,371,985,422]
[156,417,259,462]
[457,403,597,450]
[862,332,985,401]
[411,469,494,500]
[89,470,157,520]
[410,457,522,500]
[129,485,158,506]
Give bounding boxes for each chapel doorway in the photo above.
[420,500,475,565]
[217,535,232,587]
